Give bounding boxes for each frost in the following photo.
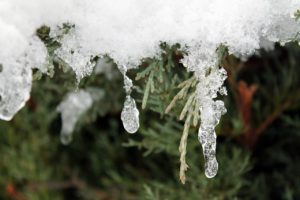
[57,90,93,145]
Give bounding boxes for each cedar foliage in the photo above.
[0,25,300,199]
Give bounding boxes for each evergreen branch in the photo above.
[179,93,195,120]
[142,70,154,109]
[164,46,228,183]
[25,178,113,199]
[294,9,300,21]
[192,99,200,127]
[255,87,300,138]
[163,76,200,184]
[136,60,170,109]
[254,99,290,137]
[179,109,192,184]
[165,76,197,114]
[135,62,156,81]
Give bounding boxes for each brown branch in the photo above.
[26,180,84,191]
[254,100,291,137]
[223,56,292,148]
[239,98,291,149]
[24,177,112,199]
[6,183,26,200]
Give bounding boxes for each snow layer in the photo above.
[0,1,299,68]
[0,1,299,120]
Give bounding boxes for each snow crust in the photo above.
[0,0,299,121]
[0,0,299,178]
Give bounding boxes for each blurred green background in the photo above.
[0,42,300,200]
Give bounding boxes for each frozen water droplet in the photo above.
[189,47,227,178]
[119,65,140,134]
[279,41,286,46]
[121,96,139,134]
[205,157,218,178]
[199,126,218,178]
[60,133,73,145]
[57,90,93,144]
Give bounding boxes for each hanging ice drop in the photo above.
[60,132,73,145]
[121,95,140,134]
[199,126,218,178]
[204,156,218,178]
[119,65,140,134]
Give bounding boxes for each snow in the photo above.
[55,30,96,82]
[0,0,299,177]
[94,57,115,80]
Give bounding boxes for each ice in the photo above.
[0,36,47,121]
[119,65,140,134]
[54,30,96,82]
[183,45,228,178]
[57,90,93,145]
[0,62,32,121]
[121,96,140,134]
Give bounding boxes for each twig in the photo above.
[24,177,111,199]
[179,111,192,184]
[254,100,291,137]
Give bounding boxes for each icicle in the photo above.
[57,90,93,145]
[119,65,140,134]
[196,69,227,178]
[60,132,73,145]
[182,44,227,178]
[198,101,226,178]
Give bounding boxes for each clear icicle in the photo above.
[119,65,140,134]
[182,45,228,178]
[197,81,227,178]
